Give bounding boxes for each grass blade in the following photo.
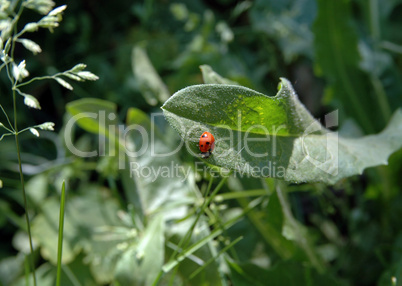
[56,181,66,286]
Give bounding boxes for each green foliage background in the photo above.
[1,0,402,285]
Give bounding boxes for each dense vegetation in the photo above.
[1,0,401,285]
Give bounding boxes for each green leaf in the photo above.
[313,0,383,132]
[25,174,48,204]
[31,198,79,264]
[31,185,122,266]
[0,253,25,285]
[162,78,402,184]
[250,0,316,62]
[200,64,238,85]
[313,0,360,76]
[123,108,224,285]
[65,100,223,284]
[66,99,195,217]
[12,258,97,286]
[12,263,55,286]
[132,45,170,106]
[114,215,165,286]
[66,98,118,137]
[123,108,196,217]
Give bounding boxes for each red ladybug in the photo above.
[199,131,215,158]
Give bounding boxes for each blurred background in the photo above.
[4,0,402,131]
[1,0,402,285]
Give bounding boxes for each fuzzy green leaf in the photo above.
[162,79,402,185]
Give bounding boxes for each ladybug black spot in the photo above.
[206,142,210,145]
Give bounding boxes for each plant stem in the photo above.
[0,104,15,131]
[235,193,293,259]
[13,89,37,286]
[189,236,243,280]
[153,176,229,285]
[16,75,57,88]
[8,8,37,282]
[276,182,325,273]
[56,181,66,286]
[0,133,13,141]
[213,189,267,201]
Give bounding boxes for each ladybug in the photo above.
[199,131,215,158]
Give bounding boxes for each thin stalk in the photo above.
[214,189,267,201]
[0,104,15,131]
[276,182,325,273]
[189,236,243,280]
[168,266,179,286]
[16,64,82,89]
[0,124,14,133]
[235,194,293,259]
[24,256,29,286]
[0,62,7,71]
[56,181,66,286]
[170,176,227,261]
[16,75,59,88]
[0,133,13,141]
[162,207,242,273]
[13,88,37,286]
[7,6,37,282]
[9,2,25,59]
[207,201,240,262]
[152,176,229,285]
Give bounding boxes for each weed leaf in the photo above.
[162,79,402,184]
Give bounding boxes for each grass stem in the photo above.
[13,89,37,286]
[56,181,66,286]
